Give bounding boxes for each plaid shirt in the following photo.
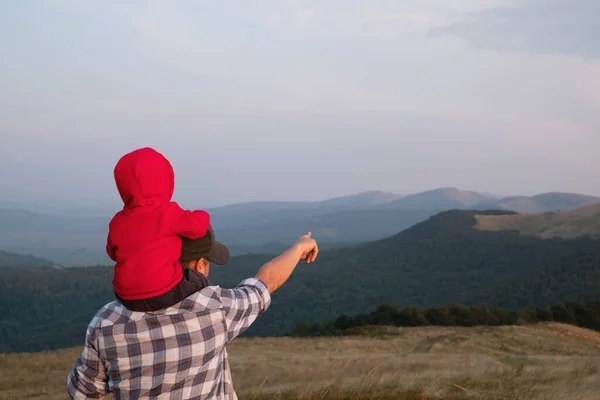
[67,278,271,399]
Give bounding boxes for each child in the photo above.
[106,147,211,311]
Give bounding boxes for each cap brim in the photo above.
[207,241,230,265]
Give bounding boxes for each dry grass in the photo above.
[2,323,600,399]
[474,203,600,239]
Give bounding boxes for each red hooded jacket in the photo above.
[107,147,210,300]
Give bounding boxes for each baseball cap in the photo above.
[179,225,230,265]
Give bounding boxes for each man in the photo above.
[67,225,318,399]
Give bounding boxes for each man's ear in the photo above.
[198,258,210,274]
[186,260,200,272]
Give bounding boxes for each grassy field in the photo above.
[1,323,600,399]
[474,203,600,239]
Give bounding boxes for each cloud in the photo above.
[434,0,600,59]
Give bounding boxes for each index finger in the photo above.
[309,242,319,263]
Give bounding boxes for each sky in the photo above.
[1,0,599,209]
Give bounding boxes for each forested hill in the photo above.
[233,209,600,336]
[2,208,600,352]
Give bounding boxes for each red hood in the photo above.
[114,147,175,208]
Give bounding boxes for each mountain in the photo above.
[489,192,600,214]
[214,190,401,211]
[382,188,497,210]
[317,190,401,207]
[0,208,106,234]
[208,191,401,229]
[379,188,600,214]
[1,188,598,266]
[2,206,600,351]
[475,203,600,239]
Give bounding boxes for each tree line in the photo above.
[286,299,600,337]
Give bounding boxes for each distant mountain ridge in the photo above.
[211,188,599,215]
[208,190,401,221]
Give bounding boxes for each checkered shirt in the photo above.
[67,278,271,399]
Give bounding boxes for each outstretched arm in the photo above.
[218,233,318,342]
[168,203,210,239]
[255,233,319,294]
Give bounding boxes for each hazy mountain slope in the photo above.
[382,188,496,210]
[216,208,440,246]
[0,208,110,265]
[475,203,600,239]
[0,250,55,268]
[212,191,400,211]
[208,191,401,229]
[0,235,110,266]
[316,190,401,207]
[0,208,106,234]
[532,192,600,210]
[492,192,600,214]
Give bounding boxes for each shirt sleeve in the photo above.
[168,202,211,239]
[218,278,272,342]
[67,322,109,399]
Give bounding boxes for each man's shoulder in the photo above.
[177,285,225,311]
[179,278,268,308]
[87,300,131,330]
[228,278,271,297]
[191,278,268,298]
[197,278,271,312]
